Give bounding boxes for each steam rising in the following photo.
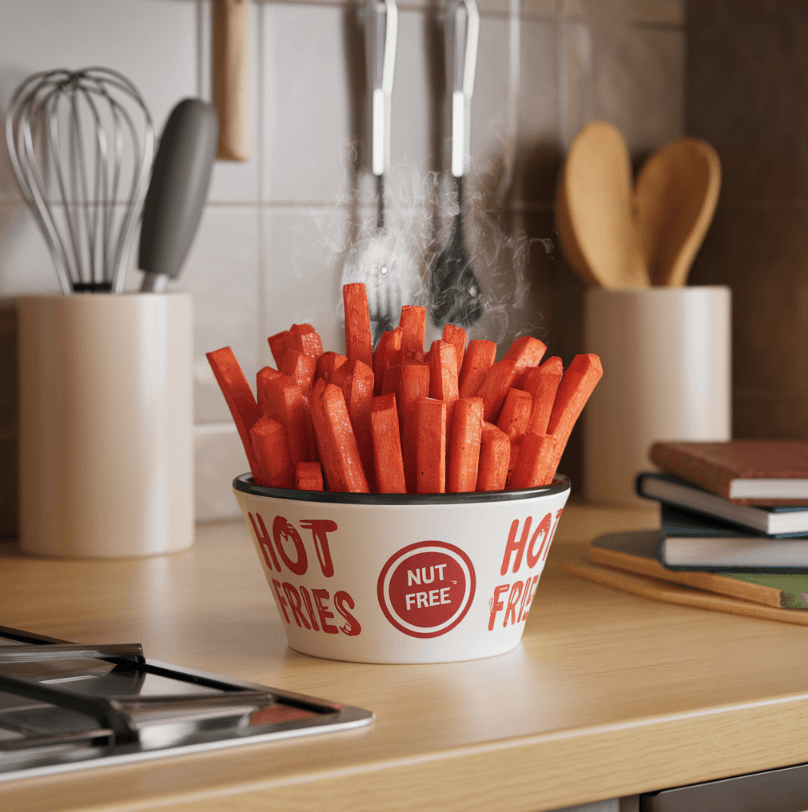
[322,159,547,350]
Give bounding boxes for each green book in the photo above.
[722,573,808,609]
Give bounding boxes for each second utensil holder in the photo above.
[582,285,732,506]
[18,293,194,558]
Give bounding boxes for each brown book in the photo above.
[650,440,808,505]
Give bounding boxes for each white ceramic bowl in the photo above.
[233,475,571,664]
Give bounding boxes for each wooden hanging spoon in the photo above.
[634,137,721,286]
[560,121,649,288]
[212,0,251,161]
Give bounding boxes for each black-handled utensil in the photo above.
[429,0,482,329]
[139,98,219,292]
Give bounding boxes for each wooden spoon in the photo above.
[559,121,649,288]
[555,172,600,286]
[634,137,721,286]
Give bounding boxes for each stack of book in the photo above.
[563,440,808,624]
[637,439,808,570]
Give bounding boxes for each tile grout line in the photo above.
[256,1,269,367]
[194,423,238,435]
[555,0,570,152]
[196,0,205,99]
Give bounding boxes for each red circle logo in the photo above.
[377,541,476,638]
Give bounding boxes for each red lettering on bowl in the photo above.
[377,542,475,638]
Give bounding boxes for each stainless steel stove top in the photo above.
[0,626,373,782]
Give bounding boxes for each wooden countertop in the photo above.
[3,501,808,812]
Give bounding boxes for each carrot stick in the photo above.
[330,361,349,389]
[477,423,510,492]
[371,394,407,493]
[448,397,483,493]
[546,353,603,479]
[316,351,348,384]
[400,363,431,493]
[339,359,376,492]
[273,356,318,465]
[343,283,373,370]
[428,340,460,403]
[477,358,519,423]
[496,387,533,438]
[256,373,309,467]
[381,363,402,398]
[373,326,403,396]
[250,417,295,489]
[288,323,323,359]
[295,461,324,492]
[495,387,533,479]
[399,305,426,361]
[416,397,447,493]
[504,335,546,373]
[429,339,460,454]
[323,382,371,493]
[309,379,335,487]
[206,346,262,477]
[458,339,497,399]
[310,380,370,493]
[267,330,291,368]
[509,432,558,489]
[256,365,281,405]
[256,366,279,407]
[523,356,564,436]
[442,323,467,373]
[280,349,317,398]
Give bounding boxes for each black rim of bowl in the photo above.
[233,473,570,505]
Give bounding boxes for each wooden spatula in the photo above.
[555,172,600,286]
[560,121,649,288]
[634,137,721,286]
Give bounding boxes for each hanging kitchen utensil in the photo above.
[341,0,419,345]
[5,67,155,294]
[212,0,251,161]
[367,0,396,236]
[364,0,400,342]
[139,98,219,292]
[559,121,648,289]
[634,137,721,287]
[429,0,483,328]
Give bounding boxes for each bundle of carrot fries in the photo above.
[207,283,602,494]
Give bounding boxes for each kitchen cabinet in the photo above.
[3,501,808,812]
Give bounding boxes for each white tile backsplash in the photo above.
[260,205,353,356]
[470,15,514,180]
[562,19,595,149]
[590,20,684,153]
[261,4,355,204]
[0,0,197,204]
[0,204,63,295]
[194,424,249,521]
[0,0,686,522]
[185,206,261,424]
[518,17,559,150]
[386,9,435,188]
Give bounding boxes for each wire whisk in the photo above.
[5,67,155,294]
